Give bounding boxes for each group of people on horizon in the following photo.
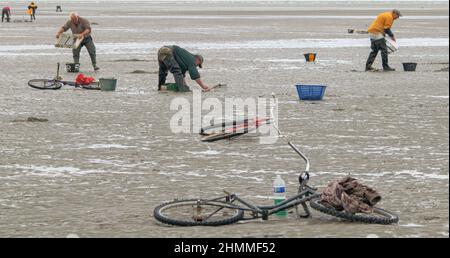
[1,2,38,22]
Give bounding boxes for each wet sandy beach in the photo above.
[0,1,448,237]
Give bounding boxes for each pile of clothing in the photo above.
[75,74,95,85]
[321,176,381,214]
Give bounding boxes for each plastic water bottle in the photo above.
[273,175,287,217]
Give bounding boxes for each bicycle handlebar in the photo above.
[288,141,310,172]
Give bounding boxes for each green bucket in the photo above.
[162,83,190,92]
[164,83,178,91]
[99,78,117,91]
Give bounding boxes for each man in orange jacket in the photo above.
[28,2,38,21]
[365,9,402,72]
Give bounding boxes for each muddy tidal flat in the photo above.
[0,0,448,237]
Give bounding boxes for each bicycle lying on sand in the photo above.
[200,117,272,142]
[200,95,277,142]
[154,142,399,226]
[28,63,100,90]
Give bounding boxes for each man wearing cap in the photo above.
[55,12,99,71]
[158,45,210,92]
[365,9,402,72]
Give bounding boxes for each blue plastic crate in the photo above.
[295,84,327,101]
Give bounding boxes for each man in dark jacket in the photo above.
[158,45,210,92]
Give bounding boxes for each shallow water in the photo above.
[1,38,448,58]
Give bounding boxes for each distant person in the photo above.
[158,45,209,92]
[56,6,62,13]
[28,2,38,21]
[365,9,402,72]
[2,6,11,23]
[55,12,99,71]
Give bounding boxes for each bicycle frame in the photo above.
[199,142,319,220]
[54,62,99,89]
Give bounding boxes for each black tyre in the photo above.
[28,79,63,90]
[154,199,244,226]
[310,198,399,224]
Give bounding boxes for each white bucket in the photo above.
[386,38,399,54]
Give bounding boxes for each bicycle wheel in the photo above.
[154,199,244,226]
[309,198,399,224]
[28,79,63,90]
